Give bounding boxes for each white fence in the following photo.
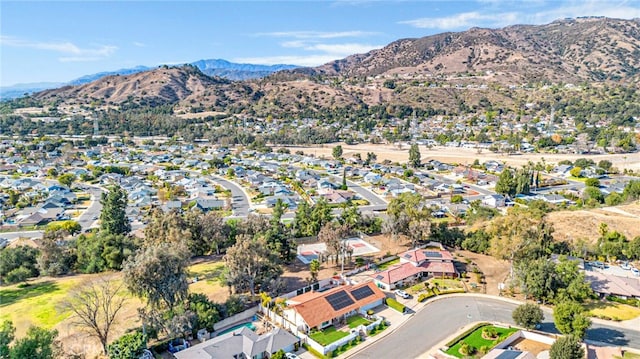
[213,306,259,332]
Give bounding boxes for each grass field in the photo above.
[445,325,518,358]
[0,260,228,341]
[376,258,399,270]
[309,326,350,346]
[587,301,640,321]
[346,315,371,329]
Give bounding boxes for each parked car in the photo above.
[632,268,640,277]
[395,289,410,299]
[621,262,632,270]
[285,353,301,359]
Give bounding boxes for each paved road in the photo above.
[1,230,44,241]
[208,174,251,217]
[76,185,104,230]
[345,179,388,208]
[349,296,640,358]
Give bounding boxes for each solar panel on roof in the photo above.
[375,275,384,280]
[495,350,523,359]
[326,290,355,311]
[424,251,442,258]
[351,286,375,300]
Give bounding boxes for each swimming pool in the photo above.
[217,322,257,336]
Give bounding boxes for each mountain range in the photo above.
[13,17,640,116]
[0,60,298,100]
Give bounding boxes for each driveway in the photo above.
[348,296,640,358]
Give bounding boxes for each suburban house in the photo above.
[372,244,458,290]
[585,271,640,300]
[174,327,299,359]
[282,281,386,333]
[482,194,506,208]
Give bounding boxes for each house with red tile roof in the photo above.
[372,246,457,290]
[282,281,386,333]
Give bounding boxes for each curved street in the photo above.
[349,296,640,359]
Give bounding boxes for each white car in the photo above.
[285,353,301,359]
[632,268,640,277]
[395,289,410,299]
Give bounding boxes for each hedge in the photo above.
[385,297,407,313]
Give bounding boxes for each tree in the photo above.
[0,246,40,284]
[187,293,221,332]
[597,160,612,172]
[61,277,126,355]
[332,145,343,160]
[516,258,556,303]
[549,335,584,359]
[495,168,516,196]
[0,320,15,358]
[309,259,321,283]
[100,185,131,236]
[512,303,543,330]
[553,301,591,339]
[365,152,377,165]
[200,211,230,255]
[584,178,600,187]
[224,235,283,296]
[123,243,189,311]
[271,350,286,359]
[318,222,349,265]
[569,167,582,178]
[9,325,60,359]
[408,143,421,168]
[107,331,146,359]
[57,173,76,188]
[36,233,74,277]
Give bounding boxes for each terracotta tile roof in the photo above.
[372,258,457,285]
[372,262,427,285]
[287,281,386,329]
[400,248,454,263]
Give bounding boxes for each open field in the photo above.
[547,203,640,243]
[0,260,229,357]
[286,143,640,171]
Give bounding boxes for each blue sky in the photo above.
[2,0,640,86]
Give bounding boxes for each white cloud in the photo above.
[525,1,640,24]
[304,43,382,56]
[256,30,378,39]
[0,35,117,62]
[233,54,347,67]
[399,11,520,30]
[401,1,640,30]
[133,41,146,47]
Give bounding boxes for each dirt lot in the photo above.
[452,249,511,296]
[547,203,640,244]
[285,142,640,171]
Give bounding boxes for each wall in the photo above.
[213,306,259,332]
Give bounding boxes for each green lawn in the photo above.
[445,325,518,358]
[309,326,350,346]
[377,258,399,270]
[429,278,465,290]
[346,315,371,329]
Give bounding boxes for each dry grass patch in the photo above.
[587,301,640,321]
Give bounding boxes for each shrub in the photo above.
[366,309,374,316]
[385,298,406,313]
[459,342,476,356]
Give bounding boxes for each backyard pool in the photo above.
[217,322,257,336]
